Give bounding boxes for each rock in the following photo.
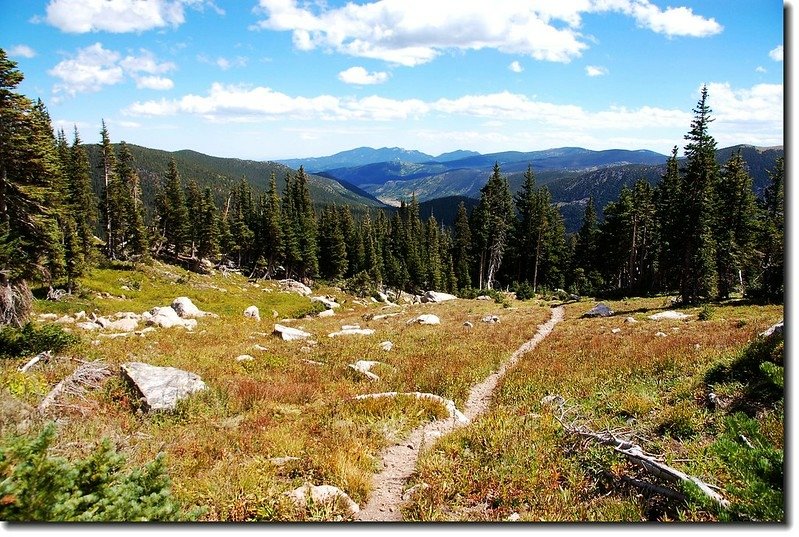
[311,296,340,309]
[74,311,86,320]
[655,331,667,337]
[317,308,335,318]
[171,297,206,318]
[243,305,261,321]
[120,362,206,412]
[342,324,361,330]
[236,354,255,362]
[422,291,457,303]
[274,324,312,341]
[348,360,386,381]
[624,317,638,324]
[287,484,360,517]
[328,328,375,337]
[582,303,614,318]
[463,321,473,328]
[402,483,430,501]
[476,295,492,301]
[134,327,157,336]
[252,344,268,352]
[280,279,312,296]
[37,313,58,321]
[54,315,75,324]
[481,315,500,324]
[648,310,691,321]
[76,321,100,331]
[408,314,440,326]
[379,341,394,351]
[93,316,112,328]
[506,513,521,522]
[147,307,196,329]
[268,456,300,466]
[760,320,784,338]
[611,328,622,334]
[104,317,138,332]
[113,311,140,319]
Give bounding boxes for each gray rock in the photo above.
[408,314,440,325]
[120,362,206,412]
[328,327,375,337]
[379,340,394,351]
[235,354,255,362]
[147,307,197,329]
[481,315,500,324]
[760,320,784,338]
[274,323,312,341]
[244,305,261,321]
[311,296,340,309]
[582,303,614,318]
[280,279,312,296]
[463,321,473,328]
[287,484,360,516]
[649,310,691,321]
[104,317,138,332]
[171,297,205,318]
[422,291,457,303]
[317,308,335,318]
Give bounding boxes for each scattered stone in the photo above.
[422,291,457,303]
[120,362,206,412]
[300,346,313,354]
[99,332,133,339]
[476,295,492,301]
[93,316,111,328]
[611,327,622,334]
[463,321,473,328]
[74,311,86,320]
[317,308,335,318]
[648,310,691,321]
[171,296,210,318]
[655,331,667,337]
[287,484,360,517]
[311,296,340,309]
[55,315,75,324]
[252,344,268,352]
[379,341,394,351]
[268,456,300,466]
[274,324,312,341]
[147,307,196,330]
[760,320,784,338]
[328,327,375,337]
[624,317,638,324]
[236,354,255,362]
[272,310,279,318]
[302,359,324,365]
[114,311,140,319]
[280,279,312,296]
[104,317,138,332]
[342,324,361,330]
[481,315,500,324]
[134,327,157,336]
[582,303,614,318]
[37,313,58,321]
[348,360,387,381]
[244,305,261,321]
[76,321,100,331]
[407,314,440,326]
[506,513,521,522]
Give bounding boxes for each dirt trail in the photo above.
[355,306,565,522]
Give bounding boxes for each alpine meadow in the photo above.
[0,0,785,527]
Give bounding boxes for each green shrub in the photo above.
[0,323,80,359]
[0,423,194,521]
[698,304,715,321]
[511,281,536,301]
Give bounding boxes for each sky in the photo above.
[0,0,786,161]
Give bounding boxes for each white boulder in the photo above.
[244,305,261,321]
[408,314,440,326]
[274,324,312,341]
[120,362,206,412]
[280,279,312,296]
[171,297,207,318]
[422,291,457,303]
[287,484,360,517]
[648,311,691,321]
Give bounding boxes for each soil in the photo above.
[354,305,565,522]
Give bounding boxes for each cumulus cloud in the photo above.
[198,55,249,70]
[43,0,220,33]
[251,0,721,66]
[585,65,608,77]
[756,66,767,73]
[49,43,175,97]
[769,45,783,61]
[338,66,390,85]
[508,61,523,73]
[8,45,36,58]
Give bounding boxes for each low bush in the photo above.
[0,322,79,359]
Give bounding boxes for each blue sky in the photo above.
[0,0,785,160]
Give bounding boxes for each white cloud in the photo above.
[769,44,783,61]
[338,66,390,85]
[8,45,36,58]
[756,66,767,73]
[197,55,248,70]
[136,76,175,90]
[252,0,722,66]
[508,61,523,73]
[49,43,175,97]
[585,65,608,77]
[43,0,221,33]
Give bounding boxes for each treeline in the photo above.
[0,50,784,324]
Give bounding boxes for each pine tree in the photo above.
[472,163,515,289]
[452,201,473,290]
[678,86,719,303]
[293,167,318,280]
[98,120,121,259]
[115,142,148,259]
[67,127,97,262]
[758,157,784,300]
[424,215,443,290]
[654,146,683,292]
[317,205,347,280]
[261,173,283,276]
[280,172,301,278]
[159,158,189,257]
[512,164,542,286]
[184,179,203,258]
[0,51,65,291]
[196,188,219,262]
[571,196,602,294]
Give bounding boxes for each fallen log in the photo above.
[38,360,112,413]
[542,395,729,509]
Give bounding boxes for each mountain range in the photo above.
[85,143,783,233]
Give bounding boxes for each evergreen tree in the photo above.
[115,141,148,259]
[280,172,301,278]
[0,51,65,290]
[362,212,382,285]
[424,215,443,290]
[571,196,602,294]
[678,86,719,303]
[473,163,515,289]
[758,157,784,300]
[98,120,120,259]
[338,205,362,277]
[196,188,219,262]
[318,205,348,280]
[713,150,758,299]
[159,158,189,257]
[228,179,254,268]
[261,173,284,276]
[67,127,97,262]
[452,201,472,290]
[654,147,683,292]
[184,179,203,258]
[293,166,318,280]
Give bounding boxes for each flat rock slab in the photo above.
[422,291,457,303]
[648,310,692,321]
[288,484,360,517]
[274,323,312,341]
[582,303,614,318]
[408,314,440,325]
[120,362,206,412]
[328,328,375,337]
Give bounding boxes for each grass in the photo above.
[1,261,552,521]
[404,297,783,522]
